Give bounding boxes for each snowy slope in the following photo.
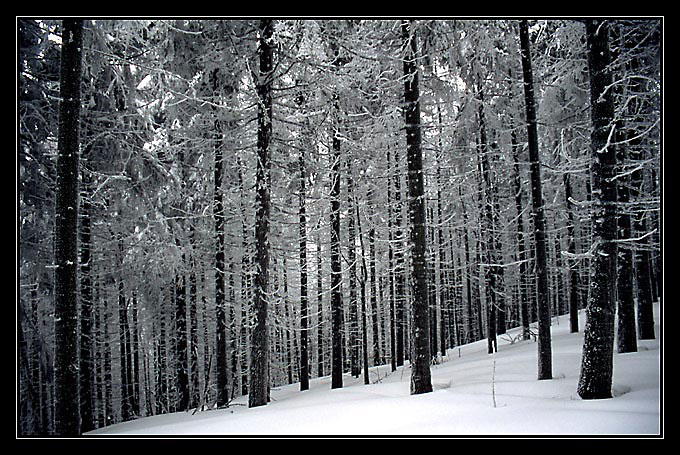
[87,303,661,436]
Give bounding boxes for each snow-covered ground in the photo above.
[88,303,661,436]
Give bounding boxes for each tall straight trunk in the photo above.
[249,19,274,408]
[347,164,359,378]
[175,267,189,411]
[79,166,94,432]
[577,19,618,400]
[436,167,448,356]
[623,26,655,340]
[368,222,381,365]
[93,287,105,428]
[387,149,397,372]
[189,254,200,408]
[103,298,113,425]
[227,264,237,400]
[316,230,325,377]
[330,129,343,389]
[427,205,438,360]
[130,292,140,416]
[492,177,506,336]
[478,94,497,355]
[299,149,310,391]
[611,27,637,353]
[460,188,474,343]
[118,276,131,421]
[564,173,580,333]
[393,145,406,367]
[282,261,294,385]
[402,20,432,395]
[213,113,228,406]
[326,27,345,390]
[355,202,370,385]
[156,289,168,415]
[238,158,250,397]
[519,19,552,380]
[630,138,655,340]
[510,129,531,340]
[53,18,83,436]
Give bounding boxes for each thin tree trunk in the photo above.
[510,129,531,340]
[316,229,325,378]
[519,19,552,380]
[564,173,580,333]
[347,163,359,378]
[79,163,94,433]
[387,149,397,372]
[299,148,310,391]
[213,111,228,407]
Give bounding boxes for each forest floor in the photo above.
[88,303,661,437]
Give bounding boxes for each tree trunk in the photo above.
[299,149,310,391]
[213,112,228,407]
[79,163,94,433]
[519,19,552,380]
[249,18,274,408]
[347,163,359,378]
[53,18,83,436]
[175,266,189,411]
[564,173,580,333]
[402,20,432,395]
[330,128,344,389]
[317,230,325,377]
[577,19,618,400]
[387,149,397,372]
[510,129,531,340]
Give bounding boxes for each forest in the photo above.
[17,18,662,436]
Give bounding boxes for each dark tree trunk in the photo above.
[393,145,406,367]
[189,253,200,409]
[625,34,655,339]
[369,225,381,365]
[347,164,359,378]
[577,19,618,400]
[519,19,552,380]
[238,158,251,397]
[510,129,531,340]
[118,276,131,421]
[317,231,325,378]
[213,112,228,407]
[175,267,189,411]
[355,203,370,385]
[478,93,498,355]
[564,173,580,333]
[299,149,310,391]
[402,20,433,395]
[460,187,474,344]
[79,164,94,433]
[53,18,83,436]
[130,292,140,416]
[387,149,397,372]
[249,18,273,408]
[330,129,344,389]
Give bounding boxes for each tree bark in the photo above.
[402,20,432,395]
[577,19,618,400]
[299,148,310,391]
[213,110,228,406]
[519,19,552,380]
[53,18,83,436]
[249,18,274,408]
